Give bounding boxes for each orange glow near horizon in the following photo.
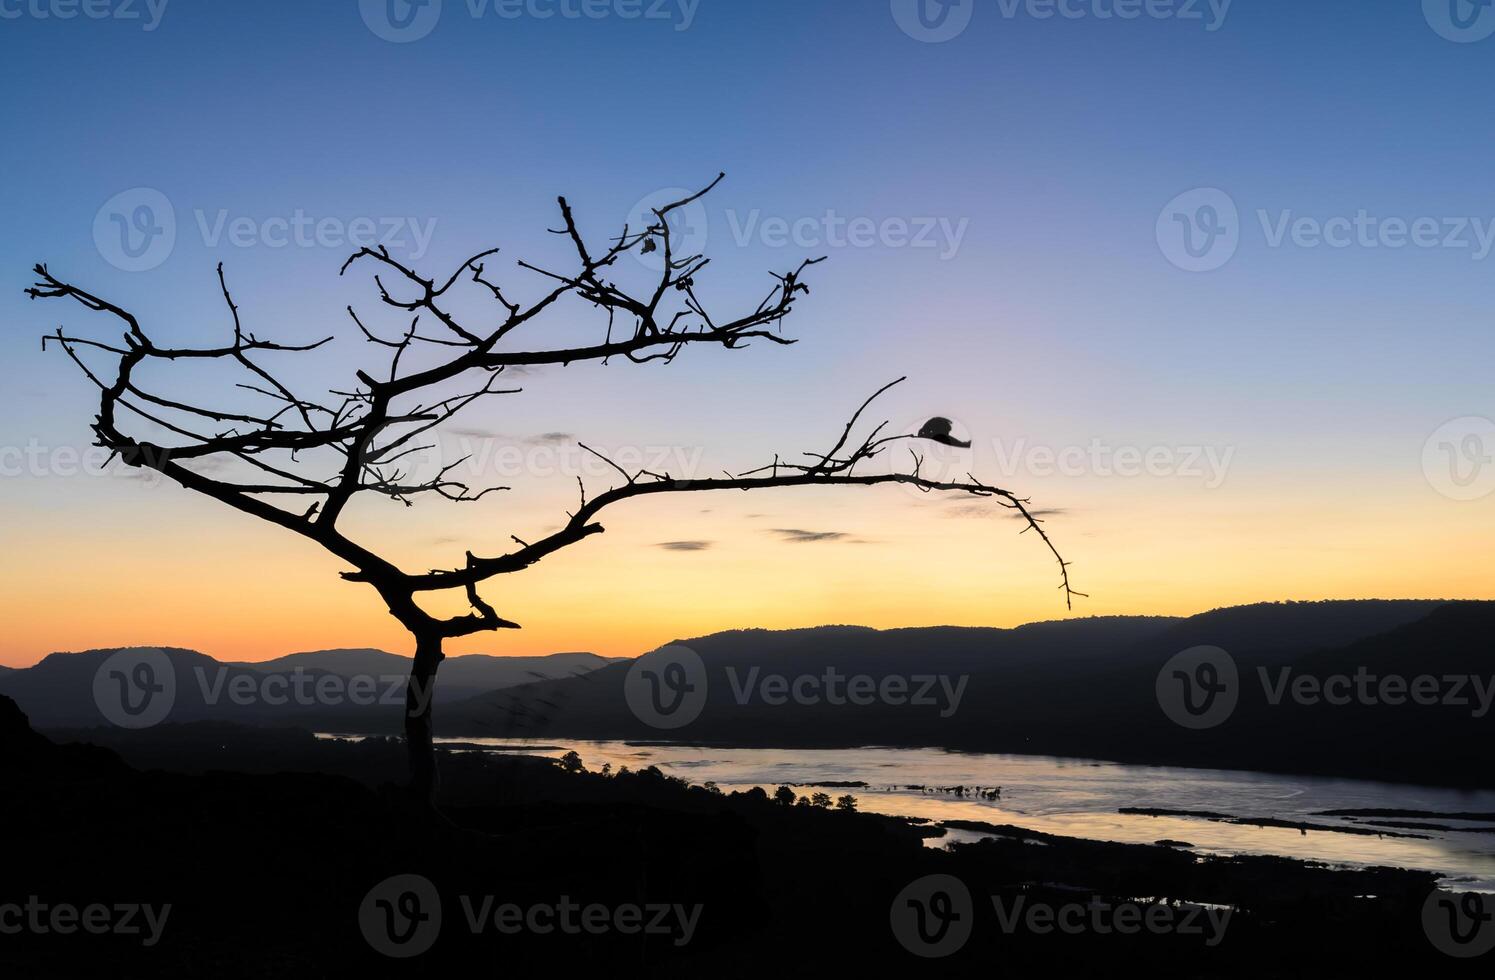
[3,463,1490,668]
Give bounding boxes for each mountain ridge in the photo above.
[438,599,1492,788]
[4,599,1490,787]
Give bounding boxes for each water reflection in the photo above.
[423,736,1495,890]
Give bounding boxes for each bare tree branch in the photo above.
[29,175,1078,795]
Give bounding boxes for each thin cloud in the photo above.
[770,528,852,544]
[446,427,497,440]
[943,502,1069,521]
[657,540,713,552]
[443,428,575,445]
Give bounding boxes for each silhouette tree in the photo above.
[27,174,1079,801]
[773,785,797,806]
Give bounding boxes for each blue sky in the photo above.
[2,0,1493,661]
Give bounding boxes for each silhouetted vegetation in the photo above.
[1,696,1476,977]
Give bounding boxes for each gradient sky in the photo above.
[1,0,1492,665]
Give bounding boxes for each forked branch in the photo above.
[29,174,1078,644]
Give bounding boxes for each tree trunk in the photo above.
[405,632,444,803]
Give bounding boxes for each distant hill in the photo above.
[226,648,617,703]
[0,646,618,731]
[440,600,1492,788]
[6,600,1490,787]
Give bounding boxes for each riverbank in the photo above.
[8,704,1491,975]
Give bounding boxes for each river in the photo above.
[326,735,1495,891]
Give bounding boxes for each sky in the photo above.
[1,0,1493,665]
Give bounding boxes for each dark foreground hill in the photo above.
[0,696,1473,977]
[444,600,1493,788]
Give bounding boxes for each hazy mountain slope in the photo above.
[441,601,1494,787]
[227,648,617,700]
[0,647,619,730]
[441,616,1182,741]
[228,648,409,676]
